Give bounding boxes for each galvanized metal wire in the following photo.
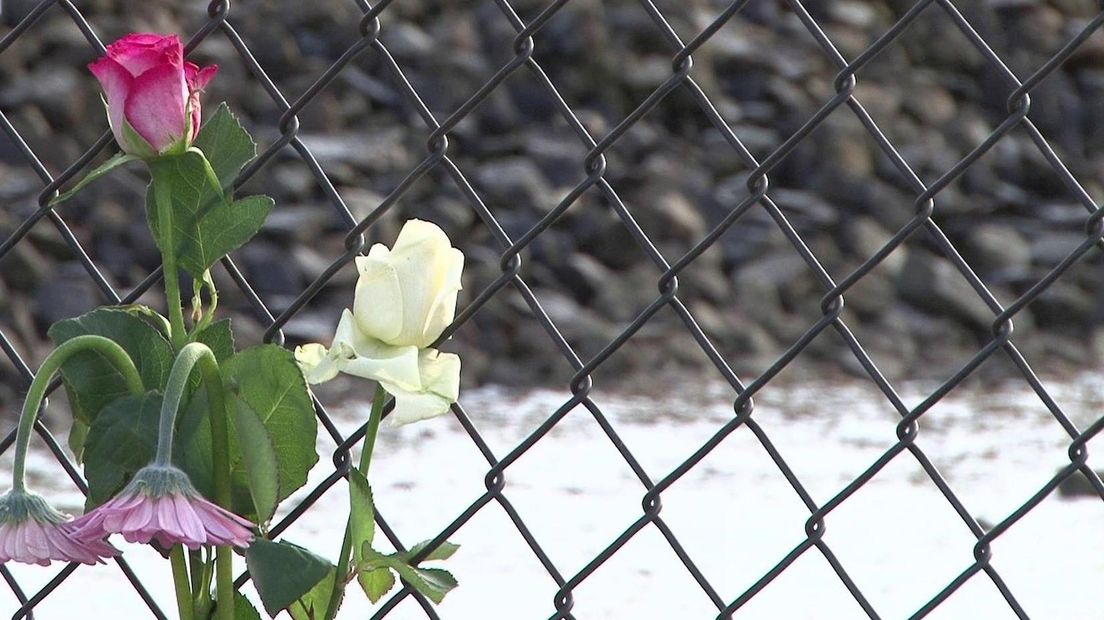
[2,0,1104,618]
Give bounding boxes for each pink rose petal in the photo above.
[108,33,183,77]
[89,33,216,155]
[87,57,134,149]
[124,63,188,152]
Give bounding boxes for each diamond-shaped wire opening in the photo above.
[656,414,819,603]
[914,367,1088,521]
[732,543,879,619]
[920,571,1025,620]
[564,523,721,618]
[986,488,1104,618]
[387,500,563,618]
[821,452,983,618]
[492,397,650,573]
[738,349,903,501]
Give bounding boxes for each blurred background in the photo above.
[3,0,1104,411]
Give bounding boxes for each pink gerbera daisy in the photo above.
[71,465,253,550]
[0,490,118,566]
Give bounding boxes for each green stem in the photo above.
[13,335,142,492]
[157,342,235,620]
[189,549,203,597]
[215,545,233,620]
[325,384,387,619]
[153,169,188,350]
[171,545,196,620]
[359,384,387,474]
[155,344,224,467]
[199,549,215,619]
[190,549,212,618]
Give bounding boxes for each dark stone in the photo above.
[473,157,555,213]
[959,224,1031,282]
[239,243,306,298]
[31,263,99,330]
[1057,469,1104,499]
[897,251,994,329]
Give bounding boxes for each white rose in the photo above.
[295,219,463,425]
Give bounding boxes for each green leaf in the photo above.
[234,402,279,525]
[359,568,396,604]
[173,386,257,519]
[68,419,89,462]
[223,345,318,506]
[147,150,274,278]
[48,307,174,458]
[230,591,262,620]
[288,568,340,620]
[398,566,458,605]
[122,119,158,159]
[118,304,172,339]
[193,103,257,192]
[82,392,160,507]
[349,468,374,567]
[193,319,235,362]
[174,345,318,521]
[356,545,459,605]
[349,469,391,603]
[356,545,397,603]
[245,539,332,617]
[49,152,138,206]
[404,540,460,563]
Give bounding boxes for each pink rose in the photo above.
[88,33,218,157]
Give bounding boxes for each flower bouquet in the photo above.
[3,33,462,619]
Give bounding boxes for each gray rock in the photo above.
[263,206,331,243]
[1057,469,1104,499]
[474,157,555,213]
[769,188,840,229]
[733,254,815,343]
[0,240,49,291]
[638,190,708,243]
[960,224,1031,281]
[841,265,897,318]
[897,251,995,329]
[239,242,305,298]
[841,218,907,273]
[31,263,99,330]
[901,78,957,126]
[1031,282,1095,329]
[1030,231,1086,267]
[297,129,412,173]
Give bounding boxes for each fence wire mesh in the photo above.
[2,0,1104,618]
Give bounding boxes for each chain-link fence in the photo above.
[3,0,1104,618]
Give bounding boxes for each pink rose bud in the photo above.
[88,33,218,157]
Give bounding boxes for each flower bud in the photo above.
[89,33,217,157]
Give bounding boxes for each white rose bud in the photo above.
[295,219,464,425]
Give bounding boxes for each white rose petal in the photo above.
[297,219,465,426]
[293,342,343,384]
[353,219,463,349]
[383,349,461,426]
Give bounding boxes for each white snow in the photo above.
[3,374,1103,619]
